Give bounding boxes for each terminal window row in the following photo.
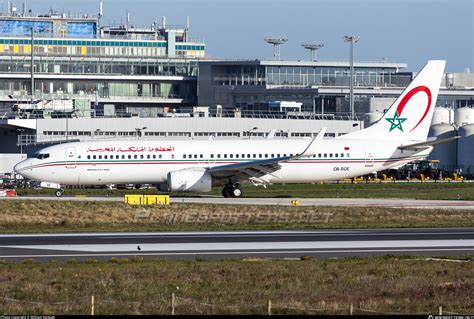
[42,131,342,140]
[0,60,199,77]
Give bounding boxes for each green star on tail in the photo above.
[385,112,407,132]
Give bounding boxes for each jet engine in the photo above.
[167,168,212,192]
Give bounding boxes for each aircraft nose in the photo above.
[14,159,30,174]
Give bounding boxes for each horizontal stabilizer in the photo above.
[398,136,459,151]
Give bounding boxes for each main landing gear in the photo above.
[222,184,243,198]
[55,189,64,197]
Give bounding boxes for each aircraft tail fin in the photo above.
[344,60,446,141]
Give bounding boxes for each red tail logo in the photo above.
[396,85,432,132]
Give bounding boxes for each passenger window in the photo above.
[259,154,262,158]
[159,155,162,159]
[121,155,125,159]
[224,154,227,158]
[128,155,131,159]
[140,155,144,159]
[87,155,91,160]
[183,154,187,159]
[341,153,344,158]
[104,155,108,159]
[171,154,175,159]
[147,155,150,159]
[99,155,102,160]
[93,155,96,160]
[217,154,221,158]
[153,155,156,159]
[283,154,287,157]
[253,154,256,158]
[210,154,214,159]
[265,154,268,158]
[329,154,333,158]
[200,154,203,159]
[318,153,321,158]
[242,154,245,158]
[194,154,197,159]
[346,153,350,158]
[116,155,119,159]
[230,154,233,158]
[134,155,137,159]
[335,153,338,158]
[324,153,327,158]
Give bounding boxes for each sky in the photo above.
[15,0,474,72]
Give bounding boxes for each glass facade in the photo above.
[205,62,414,115]
[0,56,199,76]
[0,38,205,58]
[437,95,474,108]
[0,79,196,103]
[0,20,54,37]
[265,66,411,87]
[212,64,411,88]
[0,55,198,104]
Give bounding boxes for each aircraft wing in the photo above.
[398,136,459,151]
[207,128,327,183]
[208,155,291,180]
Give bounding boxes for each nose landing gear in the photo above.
[222,184,243,198]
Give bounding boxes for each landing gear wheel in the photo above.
[230,186,243,198]
[222,186,232,198]
[55,189,64,197]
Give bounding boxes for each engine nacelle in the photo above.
[167,168,212,192]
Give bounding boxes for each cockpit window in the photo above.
[34,153,50,160]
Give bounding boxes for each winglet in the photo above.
[295,127,326,158]
[266,129,277,139]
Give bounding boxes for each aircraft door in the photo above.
[65,147,77,169]
[364,144,374,168]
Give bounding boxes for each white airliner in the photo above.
[14,60,451,198]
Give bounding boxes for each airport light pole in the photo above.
[265,38,288,60]
[30,26,34,102]
[344,35,359,120]
[301,43,324,61]
[135,126,147,140]
[65,114,69,142]
[17,129,24,154]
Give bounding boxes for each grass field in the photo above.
[0,200,473,233]
[15,182,474,200]
[0,256,472,315]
